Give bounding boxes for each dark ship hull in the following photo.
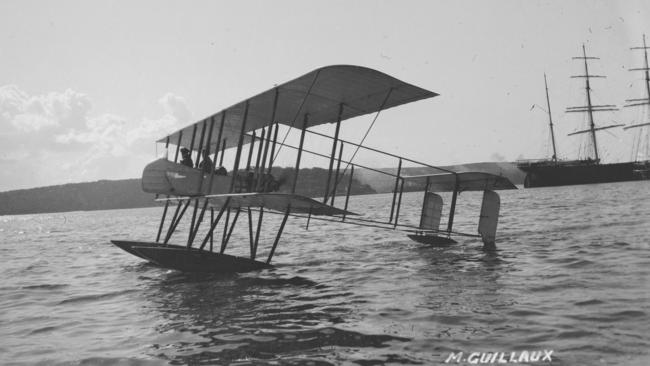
[518,160,648,188]
[519,41,650,189]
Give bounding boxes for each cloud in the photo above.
[0,85,91,132]
[159,93,191,125]
[0,85,189,191]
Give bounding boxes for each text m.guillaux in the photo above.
[444,350,554,364]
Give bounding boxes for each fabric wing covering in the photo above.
[201,193,355,216]
[158,65,438,151]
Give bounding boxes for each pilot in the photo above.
[180,148,193,167]
[198,149,213,173]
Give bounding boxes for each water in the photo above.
[1,181,649,365]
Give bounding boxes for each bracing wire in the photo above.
[326,88,394,198]
[271,70,321,165]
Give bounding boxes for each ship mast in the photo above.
[632,34,650,104]
[544,73,558,163]
[582,45,599,161]
[624,34,650,121]
[566,44,622,162]
[623,34,650,160]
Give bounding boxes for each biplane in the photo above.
[111,65,516,273]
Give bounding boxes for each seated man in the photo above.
[245,171,255,192]
[198,149,213,173]
[215,166,228,176]
[180,148,193,167]
[260,173,280,192]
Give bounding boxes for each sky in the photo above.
[1,0,649,191]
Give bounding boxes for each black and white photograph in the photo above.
[1,1,649,365]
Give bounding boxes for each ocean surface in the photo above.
[1,181,649,365]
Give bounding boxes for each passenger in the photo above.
[262,173,280,192]
[215,166,228,176]
[267,174,280,192]
[180,148,193,167]
[246,171,255,192]
[198,149,213,173]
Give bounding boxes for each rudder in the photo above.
[420,192,443,231]
[478,190,500,250]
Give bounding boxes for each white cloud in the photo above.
[159,93,191,125]
[0,85,189,191]
[0,85,91,132]
[12,113,58,132]
[0,85,28,122]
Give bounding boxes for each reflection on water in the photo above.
[1,181,649,365]
[138,270,411,365]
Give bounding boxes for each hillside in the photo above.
[0,179,158,216]
[0,168,376,216]
[0,162,523,216]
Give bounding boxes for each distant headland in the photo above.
[0,162,523,216]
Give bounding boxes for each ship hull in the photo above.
[518,161,645,188]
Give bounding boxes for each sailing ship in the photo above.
[518,42,650,188]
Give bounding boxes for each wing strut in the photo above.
[156,137,172,242]
[323,103,344,203]
[209,208,214,252]
[330,142,344,206]
[164,200,191,244]
[389,158,403,223]
[393,178,405,228]
[257,89,279,191]
[230,101,250,192]
[446,176,460,233]
[198,197,231,250]
[253,208,264,260]
[291,114,309,193]
[267,207,291,264]
[272,70,322,164]
[221,209,240,254]
[342,165,355,221]
[247,208,254,258]
[327,88,395,201]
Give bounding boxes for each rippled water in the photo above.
[1,181,649,365]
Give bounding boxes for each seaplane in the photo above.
[111,65,516,273]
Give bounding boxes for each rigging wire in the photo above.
[271,71,321,165]
[326,88,394,198]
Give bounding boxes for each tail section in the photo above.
[420,192,443,231]
[478,190,500,250]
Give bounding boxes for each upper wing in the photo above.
[161,192,356,216]
[403,172,517,192]
[158,65,438,151]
